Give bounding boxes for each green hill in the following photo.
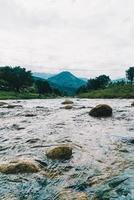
[48,71,86,96]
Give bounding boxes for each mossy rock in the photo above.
[89,104,112,117]
[62,100,74,105]
[0,160,40,174]
[46,145,72,160]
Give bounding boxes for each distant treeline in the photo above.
[77,67,134,94]
[0,66,61,96]
[0,66,134,97]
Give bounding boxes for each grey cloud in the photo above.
[0,0,134,78]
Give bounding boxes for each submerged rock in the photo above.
[25,113,37,117]
[26,138,40,144]
[0,159,40,174]
[122,137,134,144]
[46,145,72,160]
[0,102,8,107]
[5,104,22,109]
[62,100,74,105]
[64,105,73,110]
[59,190,88,200]
[12,124,25,130]
[131,102,134,106]
[89,104,112,117]
[1,194,18,200]
[77,106,86,109]
[36,106,44,109]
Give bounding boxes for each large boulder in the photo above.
[46,145,72,160]
[0,159,40,174]
[62,100,74,105]
[89,104,112,117]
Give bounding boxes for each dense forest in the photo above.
[0,66,61,98]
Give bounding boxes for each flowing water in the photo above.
[0,98,134,200]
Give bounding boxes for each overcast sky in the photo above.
[0,0,134,78]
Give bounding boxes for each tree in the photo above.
[0,66,33,92]
[52,88,62,96]
[87,75,110,90]
[126,67,134,84]
[97,75,111,88]
[77,85,87,94]
[87,78,99,90]
[35,80,52,95]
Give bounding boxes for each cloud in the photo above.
[0,0,134,78]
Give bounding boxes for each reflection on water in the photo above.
[0,99,134,199]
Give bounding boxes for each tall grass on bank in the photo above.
[78,84,134,98]
[0,91,60,100]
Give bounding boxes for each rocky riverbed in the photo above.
[0,98,134,200]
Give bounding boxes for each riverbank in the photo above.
[0,91,60,100]
[78,84,134,99]
[1,84,134,100]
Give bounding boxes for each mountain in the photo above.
[48,71,86,96]
[80,77,88,82]
[32,72,54,80]
[112,78,126,83]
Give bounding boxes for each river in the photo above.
[0,99,134,199]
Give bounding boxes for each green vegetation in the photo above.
[0,91,60,100]
[88,75,110,90]
[0,91,37,100]
[35,79,52,95]
[78,84,134,99]
[0,66,134,99]
[126,66,134,85]
[0,66,32,92]
[78,74,110,94]
[78,67,134,99]
[0,66,61,99]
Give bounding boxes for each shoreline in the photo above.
[0,91,134,100]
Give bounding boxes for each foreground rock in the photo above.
[0,160,40,174]
[62,100,74,105]
[46,145,72,160]
[89,104,112,117]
